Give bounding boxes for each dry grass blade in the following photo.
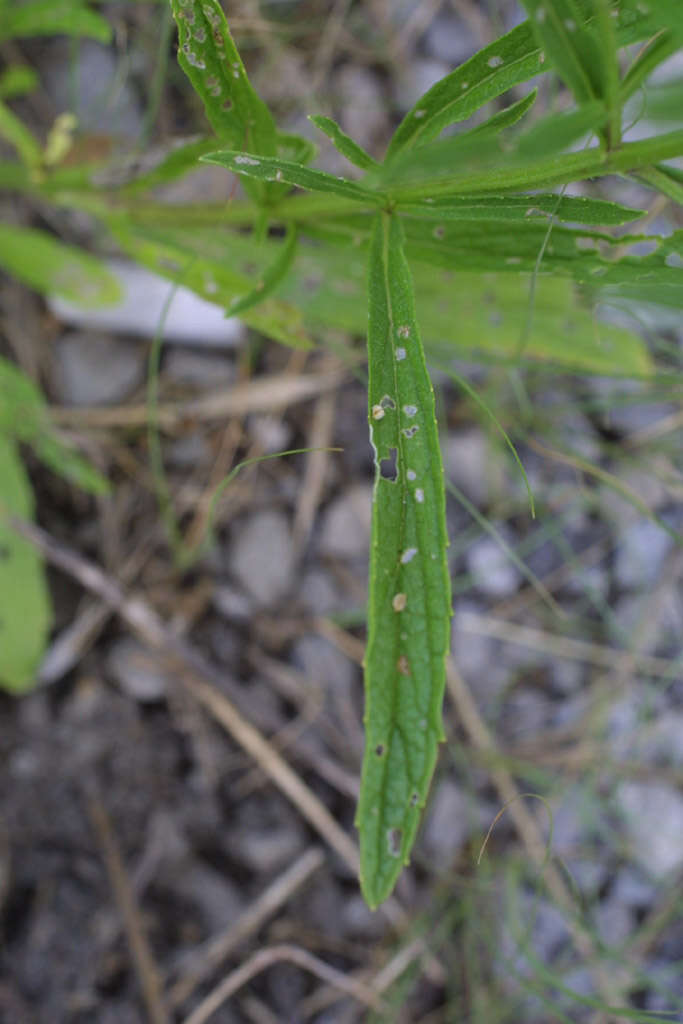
[50,370,346,431]
[169,847,325,1008]
[86,793,169,1024]
[181,943,386,1024]
[458,610,680,679]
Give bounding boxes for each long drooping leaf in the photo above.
[201,148,382,203]
[0,436,51,694]
[107,217,312,348]
[0,224,121,307]
[358,212,451,908]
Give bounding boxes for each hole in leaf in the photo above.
[410,792,419,806]
[375,744,385,757]
[380,447,398,482]
[387,828,402,857]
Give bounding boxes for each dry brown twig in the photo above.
[86,792,169,1024]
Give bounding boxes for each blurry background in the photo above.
[0,1,682,1021]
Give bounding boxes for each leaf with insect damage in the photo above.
[358,211,451,908]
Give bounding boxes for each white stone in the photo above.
[49,260,246,347]
[466,534,520,597]
[318,484,372,559]
[230,510,294,606]
[617,782,683,877]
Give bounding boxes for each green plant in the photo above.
[0,0,681,909]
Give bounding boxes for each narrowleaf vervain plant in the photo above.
[0,0,681,908]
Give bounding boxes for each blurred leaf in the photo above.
[309,114,378,170]
[0,99,41,168]
[0,224,122,307]
[621,31,680,101]
[201,148,382,203]
[641,79,683,122]
[0,65,39,100]
[107,217,312,348]
[0,436,51,694]
[226,226,298,316]
[121,137,222,194]
[0,357,110,493]
[0,0,112,43]
[375,101,607,194]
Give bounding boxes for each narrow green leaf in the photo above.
[398,193,645,225]
[226,226,298,316]
[358,212,451,909]
[386,22,545,158]
[0,357,110,494]
[0,65,39,100]
[0,0,112,43]
[0,98,41,169]
[0,224,122,307]
[465,89,538,139]
[121,137,224,194]
[637,165,683,206]
[0,436,51,694]
[309,114,379,171]
[201,148,382,203]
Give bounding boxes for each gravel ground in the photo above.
[1,2,682,1022]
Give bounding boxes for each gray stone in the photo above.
[291,634,354,698]
[595,899,634,946]
[421,780,473,865]
[611,867,656,908]
[393,58,451,112]
[616,781,683,878]
[230,510,294,606]
[299,568,340,615]
[614,520,673,590]
[105,637,169,702]
[212,583,252,622]
[53,331,144,405]
[318,484,373,559]
[445,428,504,507]
[424,12,478,66]
[466,534,521,597]
[334,66,386,154]
[43,41,142,138]
[164,348,235,387]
